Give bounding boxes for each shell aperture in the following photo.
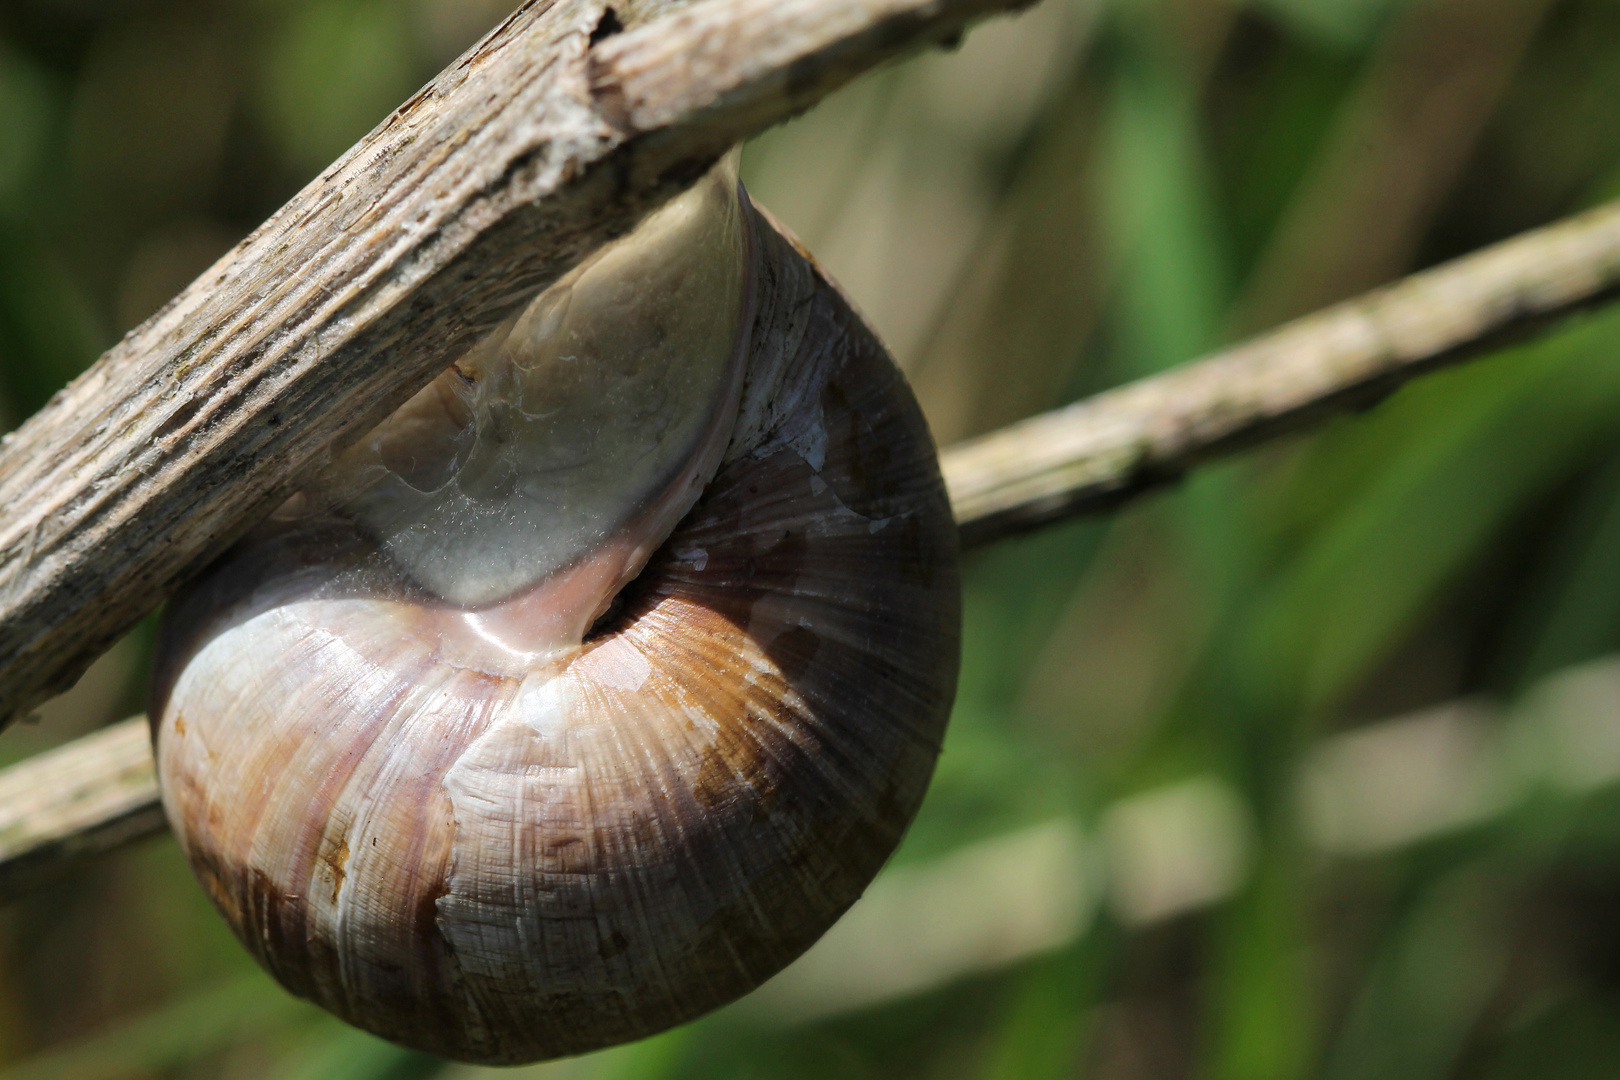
[150,155,961,1064]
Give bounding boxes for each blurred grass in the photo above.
[9,0,1620,1077]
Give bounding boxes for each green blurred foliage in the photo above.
[8,0,1620,1077]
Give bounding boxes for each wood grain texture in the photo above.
[0,0,1033,730]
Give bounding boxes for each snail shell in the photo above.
[149,157,961,1065]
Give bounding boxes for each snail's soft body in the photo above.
[150,159,960,1064]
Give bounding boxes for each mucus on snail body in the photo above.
[149,153,961,1064]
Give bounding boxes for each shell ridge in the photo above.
[621,608,873,982]
[260,618,451,1009]
[427,668,527,1060]
[577,677,700,1036]
[322,658,491,1045]
[437,706,551,1051]
[613,677,792,1017]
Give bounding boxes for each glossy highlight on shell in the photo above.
[149,157,961,1064]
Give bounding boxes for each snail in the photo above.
[147,154,961,1065]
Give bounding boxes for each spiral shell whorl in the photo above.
[153,186,959,1064]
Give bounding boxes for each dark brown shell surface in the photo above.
[150,194,960,1064]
